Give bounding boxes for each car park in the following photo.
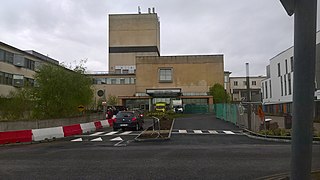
[113,111,144,131]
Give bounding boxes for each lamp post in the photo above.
[280,0,317,179]
[246,63,251,130]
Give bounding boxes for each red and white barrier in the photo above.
[32,127,64,141]
[0,119,113,145]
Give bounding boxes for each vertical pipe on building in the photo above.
[291,1,317,179]
[246,63,251,130]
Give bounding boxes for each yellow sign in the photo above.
[78,105,85,112]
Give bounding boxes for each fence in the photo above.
[184,104,215,114]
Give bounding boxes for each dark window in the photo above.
[5,51,13,64]
[288,73,292,95]
[25,58,35,71]
[269,80,272,98]
[278,63,281,77]
[261,82,264,99]
[0,72,4,84]
[0,49,4,61]
[290,56,294,72]
[234,81,238,86]
[5,73,13,85]
[284,74,287,95]
[280,76,283,96]
[265,81,268,99]
[285,59,288,74]
[252,81,256,86]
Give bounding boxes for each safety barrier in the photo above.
[101,120,111,127]
[32,127,64,141]
[80,122,96,134]
[63,124,82,137]
[0,130,32,144]
[94,121,102,130]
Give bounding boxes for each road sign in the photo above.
[258,105,264,120]
[78,105,85,112]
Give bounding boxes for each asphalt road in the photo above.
[0,114,319,180]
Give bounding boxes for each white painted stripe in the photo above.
[89,132,105,136]
[179,130,188,134]
[208,130,219,134]
[104,131,118,136]
[120,131,132,135]
[90,137,103,142]
[110,137,123,141]
[223,131,235,135]
[193,130,203,134]
[71,138,83,142]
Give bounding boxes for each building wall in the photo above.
[0,42,59,96]
[108,13,160,72]
[230,76,266,102]
[135,55,224,94]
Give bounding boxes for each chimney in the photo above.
[148,8,151,14]
[138,6,141,14]
[152,7,155,13]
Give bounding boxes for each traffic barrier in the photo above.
[0,130,32,144]
[101,120,111,127]
[32,127,64,141]
[80,122,96,134]
[63,124,82,137]
[108,119,113,127]
[94,121,102,130]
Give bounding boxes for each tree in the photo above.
[208,83,230,103]
[107,95,118,106]
[32,64,93,119]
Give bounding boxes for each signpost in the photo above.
[280,0,317,179]
[78,105,85,112]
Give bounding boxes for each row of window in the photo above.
[93,77,136,85]
[0,71,34,87]
[233,80,257,86]
[262,73,292,99]
[278,56,293,77]
[0,48,36,71]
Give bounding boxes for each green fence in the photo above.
[214,103,238,125]
[184,104,215,114]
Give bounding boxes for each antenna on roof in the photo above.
[152,7,155,13]
[148,8,151,14]
[138,6,141,14]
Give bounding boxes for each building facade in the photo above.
[262,31,320,116]
[90,11,224,111]
[0,42,59,97]
[229,76,266,102]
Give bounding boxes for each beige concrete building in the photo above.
[229,76,266,102]
[90,11,225,111]
[0,41,59,96]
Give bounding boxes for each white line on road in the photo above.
[208,130,219,134]
[193,130,203,134]
[89,132,105,136]
[110,137,123,141]
[179,130,188,134]
[90,137,103,142]
[120,131,132,135]
[104,131,118,136]
[71,138,83,142]
[223,131,235,135]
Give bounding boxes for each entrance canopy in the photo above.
[146,88,182,97]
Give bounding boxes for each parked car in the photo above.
[113,111,144,131]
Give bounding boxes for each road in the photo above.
[0,114,319,179]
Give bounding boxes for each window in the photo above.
[285,59,288,74]
[122,69,129,74]
[0,49,4,61]
[265,81,268,99]
[159,68,172,82]
[4,73,13,85]
[269,80,272,98]
[13,74,24,87]
[284,74,287,95]
[234,81,238,86]
[288,73,292,95]
[278,63,281,76]
[25,58,35,71]
[252,81,256,86]
[111,78,116,84]
[280,76,283,96]
[5,51,13,64]
[290,56,294,72]
[0,72,4,84]
[261,82,264,99]
[120,78,125,84]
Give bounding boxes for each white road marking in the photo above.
[110,137,123,141]
[208,130,219,134]
[89,132,105,136]
[90,137,103,142]
[120,131,132,135]
[179,130,188,134]
[71,138,83,142]
[193,130,203,134]
[223,131,235,135]
[104,131,118,136]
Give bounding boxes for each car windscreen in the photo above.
[116,112,134,118]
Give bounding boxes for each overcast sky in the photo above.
[0,0,319,76]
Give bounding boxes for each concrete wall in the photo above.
[135,55,224,94]
[0,113,105,132]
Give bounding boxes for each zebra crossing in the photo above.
[172,129,242,135]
